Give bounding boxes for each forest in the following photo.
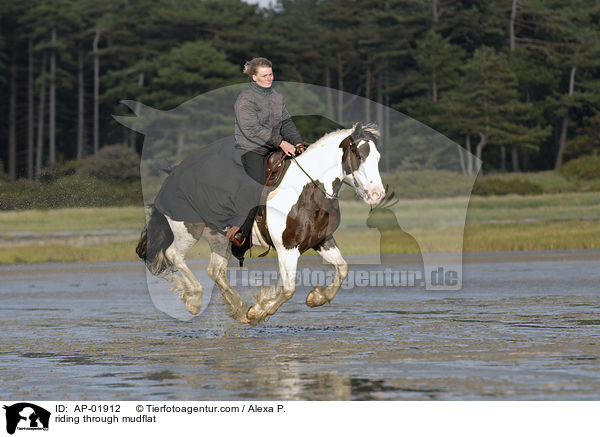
[1,0,599,181]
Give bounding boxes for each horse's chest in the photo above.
[281,183,340,253]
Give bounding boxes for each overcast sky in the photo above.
[243,0,277,9]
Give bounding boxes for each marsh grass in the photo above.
[1,192,599,264]
[0,206,145,233]
[0,241,140,264]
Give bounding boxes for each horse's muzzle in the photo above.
[365,187,385,205]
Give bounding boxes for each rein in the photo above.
[290,138,359,200]
[291,156,343,200]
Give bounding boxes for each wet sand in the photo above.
[1,250,599,400]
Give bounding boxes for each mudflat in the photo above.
[1,250,599,400]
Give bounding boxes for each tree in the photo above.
[0,0,26,181]
[514,0,600,168]
[2,0,599,178]
[435,47,548,172]
[551,25,600,168]
[414,30,465,104]
[142,40,239,110]
[135,40,240,155]
[268,0,327,85]
[20,0,81,168]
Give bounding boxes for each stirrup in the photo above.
[226,226,246,247]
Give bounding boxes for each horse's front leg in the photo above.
[247,248,299,323]
[307,237,348,308]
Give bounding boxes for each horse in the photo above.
[136,122,385,324]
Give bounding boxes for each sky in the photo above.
[243,0,276,8]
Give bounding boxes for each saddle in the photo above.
[265,149,288,187]
[256,144,307,251]
[232,144,307,265]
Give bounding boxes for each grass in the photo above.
[466,192,600,223]
[1,191,599,264]
[0,241,141,264]
[479,170,579,194]
[0,206,145,233]
[463,220,600,252]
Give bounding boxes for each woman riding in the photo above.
[226,57,305,246]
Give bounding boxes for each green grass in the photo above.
[1,192,599,264]
[380,168,600,198]
[381,169,476,199]
[463,220,600,252]
[466,192,600,223]
[0,206,145,233]
[0,241,141,264]
[480,171,579,194]
[4,193,598,234]
[0,175,142,210]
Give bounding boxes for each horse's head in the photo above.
[340,123,385,205]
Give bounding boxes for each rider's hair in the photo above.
[243,57,272,76]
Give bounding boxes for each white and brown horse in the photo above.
[136,123,385,323]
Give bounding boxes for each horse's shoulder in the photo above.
[281,181,341,252]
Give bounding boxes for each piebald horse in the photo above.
[137,123,385,324]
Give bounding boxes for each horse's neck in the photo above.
[294,131,347,184]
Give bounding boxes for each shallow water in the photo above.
[1,250,599,400]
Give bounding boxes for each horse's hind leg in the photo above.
[307,237,348,308]
[203,227,249,323]
[164,219,204,314]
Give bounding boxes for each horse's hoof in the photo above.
[307,286,327,307]
[232,313,251,324]
[185,301,200,315]
[232,309,251,324]
[246,306,263,325]
[184,293,203,315]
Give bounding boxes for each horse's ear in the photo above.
[351,122,363,140]
[119,100,142,115]
[112,100,162,135]
[363,123,380,138]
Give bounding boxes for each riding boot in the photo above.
[231,206,258,266]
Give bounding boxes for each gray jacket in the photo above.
[234,81,303,155]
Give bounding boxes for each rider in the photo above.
[227,57,305,246]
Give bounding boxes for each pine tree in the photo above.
[515,0,600,167]
[414,30,465,104]
[435,47,548,172]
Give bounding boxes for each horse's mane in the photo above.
[301,127,353,156]
[297,123,379,164]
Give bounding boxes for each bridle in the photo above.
[291,136,362,200]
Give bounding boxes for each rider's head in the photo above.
[243,57,273,89]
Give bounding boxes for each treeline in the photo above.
[1,0,599,180]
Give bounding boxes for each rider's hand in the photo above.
[279,140,296,156]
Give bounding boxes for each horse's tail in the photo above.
[136,206,174,276]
